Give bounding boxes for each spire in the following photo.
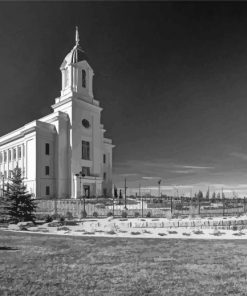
[75,26,80,46]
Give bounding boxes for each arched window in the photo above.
[82,69,86,88]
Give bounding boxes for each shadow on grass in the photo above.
[0,246,19,251]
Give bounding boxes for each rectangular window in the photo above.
[13,148,16,160]
[103,154,106,164]
[82,70,86,88]
[0,153,2,164]
[45,143,50,155]
[81,166,90,176]
[4,170,7,178]
[8,170,11,178]
[8,150,11,162]
[18,146,21,159]
[81,141,90,160]
[45,186,50,196]
[103,172,106,180]
[45,166,50,176]
[4,151,7,162]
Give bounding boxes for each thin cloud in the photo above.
[180,165,214,169]
[230,152,247,161]
[174,164,214,170]
[142,176,161,180]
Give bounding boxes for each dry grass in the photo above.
[1,230,247,295]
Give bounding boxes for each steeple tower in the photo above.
[75,26,79,46]
[59,27,94,102]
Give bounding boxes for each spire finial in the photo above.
[75,26,80,46]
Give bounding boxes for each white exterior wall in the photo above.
[36,124,56,198]
[0,128,37,196]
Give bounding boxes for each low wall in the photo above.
[113,217,247,231]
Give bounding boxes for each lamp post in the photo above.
[158,179,162,198]
[75,171,85,217]
[124,178,127,210]
[0,173,4,197]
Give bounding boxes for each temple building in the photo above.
[0,27,114,199]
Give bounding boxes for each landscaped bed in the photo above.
[4,215,247,240]
[1,230,247,295]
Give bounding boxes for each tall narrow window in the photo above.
[0,153,2,164]
[18,146,21,159]
[45,143,50,155]
[8,150,11,162]
[103,154,106,164]
[82,69,86,88]
[103,172,106,180]
[45,166,50,176]
[4,151,7,163]
[46,186,50,196]
[81,141,90,160]
[13,148,16,160]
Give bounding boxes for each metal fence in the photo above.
[35,196,247,219]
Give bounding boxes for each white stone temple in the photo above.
[0,27,114,199]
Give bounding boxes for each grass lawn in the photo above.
[1,231,247,296]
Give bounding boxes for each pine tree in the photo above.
[114,186,118,198]
[205,188,210,200]
[4,167,36,223]
[197,190,203,201]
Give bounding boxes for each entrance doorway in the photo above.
[83,185,90,198]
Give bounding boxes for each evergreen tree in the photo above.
[205,188,210,200]
[197,190,203,201]
[114,186,118,198]
[211,192,216,201]
[3,167,36,223]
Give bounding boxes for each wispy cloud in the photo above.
[172,165,214,175]
[142,176,161,180]
[178,165,215,169]
[230,152,247,161]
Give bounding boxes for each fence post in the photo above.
[83,197,86,217]
[54,199,57,216]
[113,195,115,217]
[141,196,143,218]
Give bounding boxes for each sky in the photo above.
[1,2,247,196]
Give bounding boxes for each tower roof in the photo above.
[60,27,87,70]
